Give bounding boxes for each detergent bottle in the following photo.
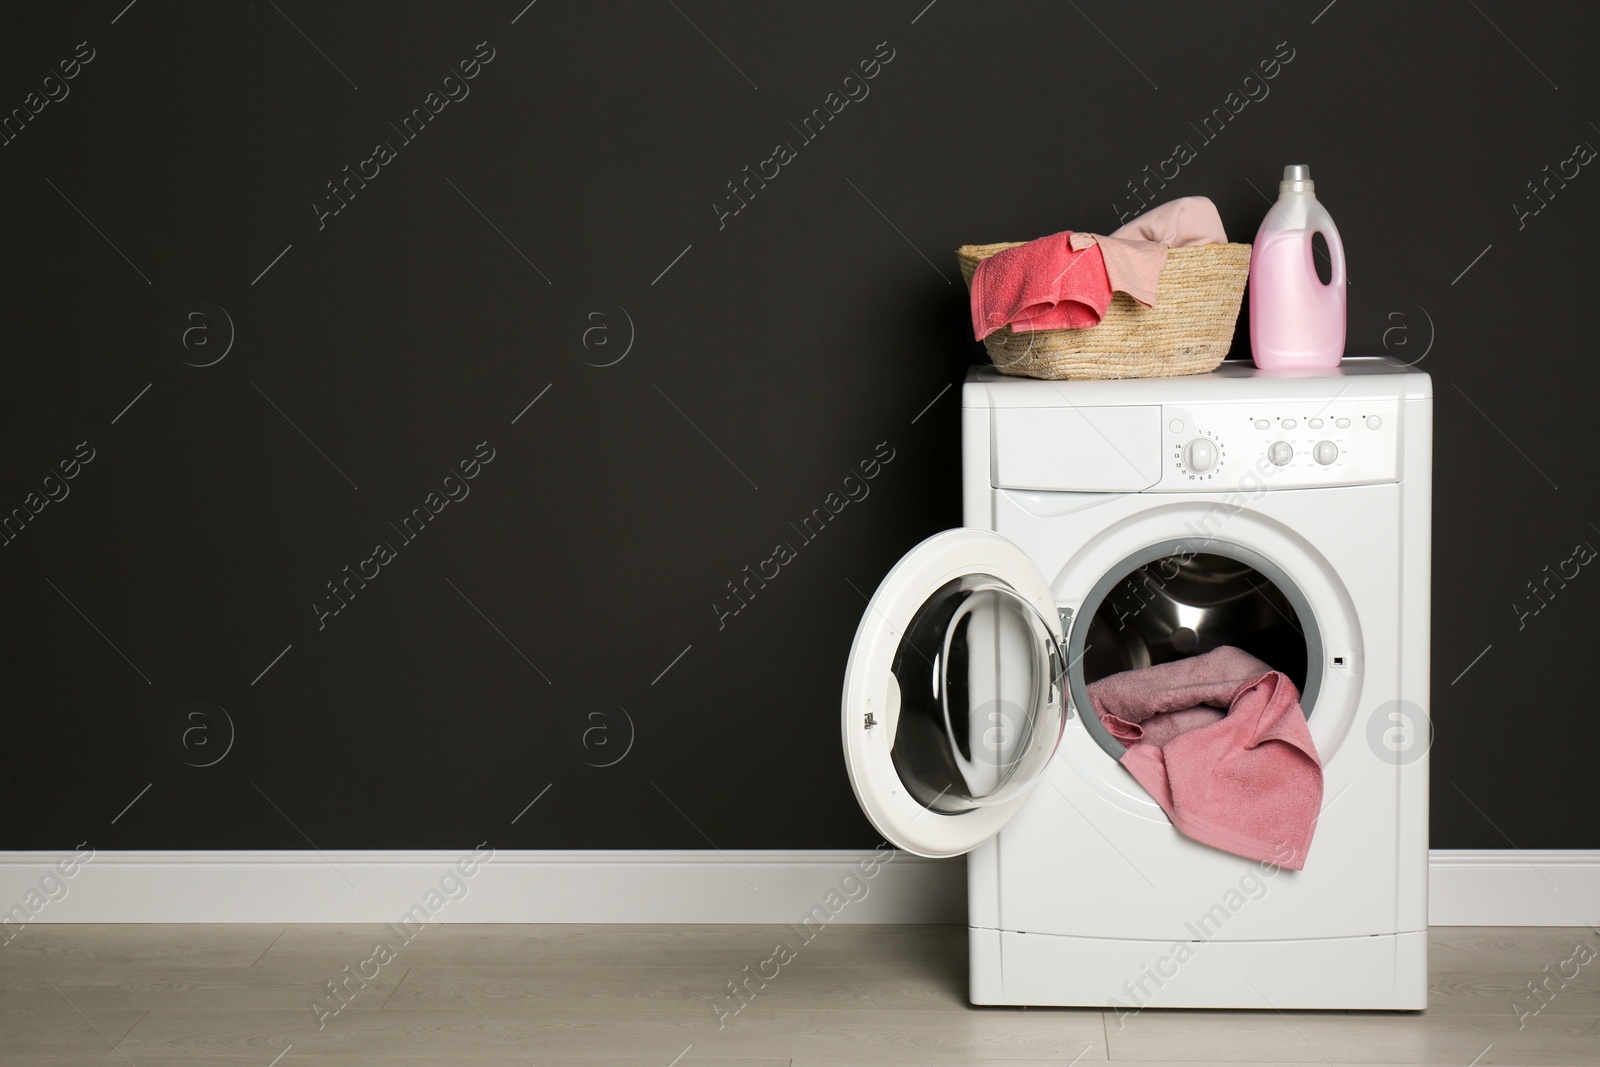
[1248,164,1346,369]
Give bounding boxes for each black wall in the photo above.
[3,1,1594,852]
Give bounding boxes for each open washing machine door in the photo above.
[842,529,1067,858]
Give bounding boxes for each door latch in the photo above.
[1057,606,1076,719]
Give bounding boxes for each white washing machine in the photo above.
[842,357,1431,1010]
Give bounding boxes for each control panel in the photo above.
[1154,400,1401,491]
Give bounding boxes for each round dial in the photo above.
[1268,441,1294,466]
[1313,440,1339,465]
[1182,438,1218,473]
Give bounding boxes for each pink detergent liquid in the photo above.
[1249,164,1347,369]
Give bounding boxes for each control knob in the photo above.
[1268,441,1294,466]
[1182,438,1218,473]
[1313,440,1339,465]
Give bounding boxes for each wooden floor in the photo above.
[0,924,1594,1065]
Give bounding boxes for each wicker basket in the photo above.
[957,241,1252,380]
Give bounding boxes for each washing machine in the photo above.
[842,356,1431,1010]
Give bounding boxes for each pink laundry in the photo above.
[1087,645,1322,870]
[969,232,1113,340]
[1072,195,1230,307]
[969,196,1229,340]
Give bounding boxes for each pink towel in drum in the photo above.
[969,231,1113,339]
[1087,646,1323,870]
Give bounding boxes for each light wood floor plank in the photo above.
[0,969,404,1012]
[255,922,964,971]
[110,1004,1107,1061]
[497,1006,1106,1062]
[0,1006,148,1056]
[0,923,1592,1064]
[1104,1006,1598,1064]
[0,922,281,973]
[380,960,969,1013]
[3,1060,789,1067]
[115,1005,501,1057]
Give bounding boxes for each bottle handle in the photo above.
[1312,219,1346,289]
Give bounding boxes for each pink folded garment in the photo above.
[1112,194,1229,247]
[1088,645,1322,870]
[1069,196,1230,307]
[969,231,1113,340]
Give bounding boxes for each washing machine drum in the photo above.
[1079,551,1312,699]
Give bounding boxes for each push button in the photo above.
[1254,419,1270,430]
[1335,417,1351,429]
[1309,417,1324,429]
[1366,415,1382,429]
[1282,418,1297,430]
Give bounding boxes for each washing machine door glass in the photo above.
[841,529,1067,858]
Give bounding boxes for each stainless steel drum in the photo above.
[1079,551,1312,707]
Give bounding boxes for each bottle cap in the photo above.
[1279,163,1315,194]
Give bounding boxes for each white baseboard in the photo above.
[0,849,1594,927]
[1428,850,1600,926]
[0,849,967,928]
